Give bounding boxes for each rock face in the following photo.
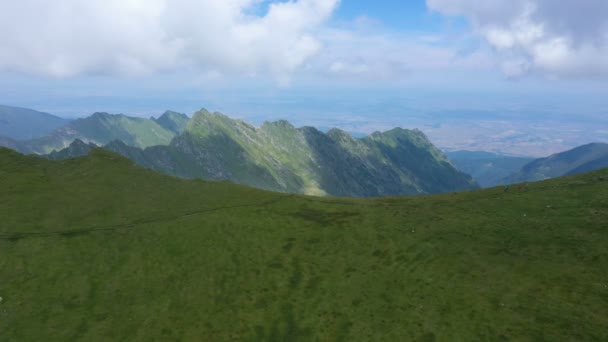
[48,109,478,197]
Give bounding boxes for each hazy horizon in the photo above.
[1,0,607,156]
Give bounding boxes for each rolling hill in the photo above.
[47,109,478,197]
[504,143,608,184]
[1,147,607,340]
[0,104,70,140]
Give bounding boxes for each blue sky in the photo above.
[0,0,606,139]
[333,1,443,30]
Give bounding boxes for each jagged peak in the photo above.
[186,109,247,136]
[326,128,355,141]
[192,108,211,117]
[86,112,135,123]
[152,110,190,134]
[298,126,323,135]
[68,138,96,148]
[90,112,123,119]
[191,108,231,122]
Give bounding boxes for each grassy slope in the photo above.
[1,148,607,341]
[182,111,323,194]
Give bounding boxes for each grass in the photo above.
[1,147,607,341]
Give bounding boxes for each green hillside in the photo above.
[1,147,607,340]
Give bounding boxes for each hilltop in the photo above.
[1,147,607,340]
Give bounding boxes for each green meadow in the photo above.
[1,147,607,341]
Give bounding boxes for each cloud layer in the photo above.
[0,0,338,80]
[428,0,608,79]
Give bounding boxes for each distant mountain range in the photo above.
[447,145,608,187]
[446,151,534,188]
[33,107,480,196]
[0,104,70,140]
[2,110,189,154]
[5,104,608,196]
[503,143,608,184]
[45,109,478,197]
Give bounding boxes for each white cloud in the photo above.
[313,28,492,81]
[427,0,608,79]
[0,0,338,81]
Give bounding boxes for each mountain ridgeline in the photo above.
[502,143,608,184]
[47,109,478,197]
[0,104,70,140]
[5,110,190,154]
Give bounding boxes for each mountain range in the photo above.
[2,110,189,154]
[0,104,70,140]
[4,104,608,195]
[46,109,478,197]
[502,142,608,184]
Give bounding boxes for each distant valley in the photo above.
[446,145,608,187]
[446,151,534,188]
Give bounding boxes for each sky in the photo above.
[0,0,607,154]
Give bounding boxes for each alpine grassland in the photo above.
[1,147,607,340]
